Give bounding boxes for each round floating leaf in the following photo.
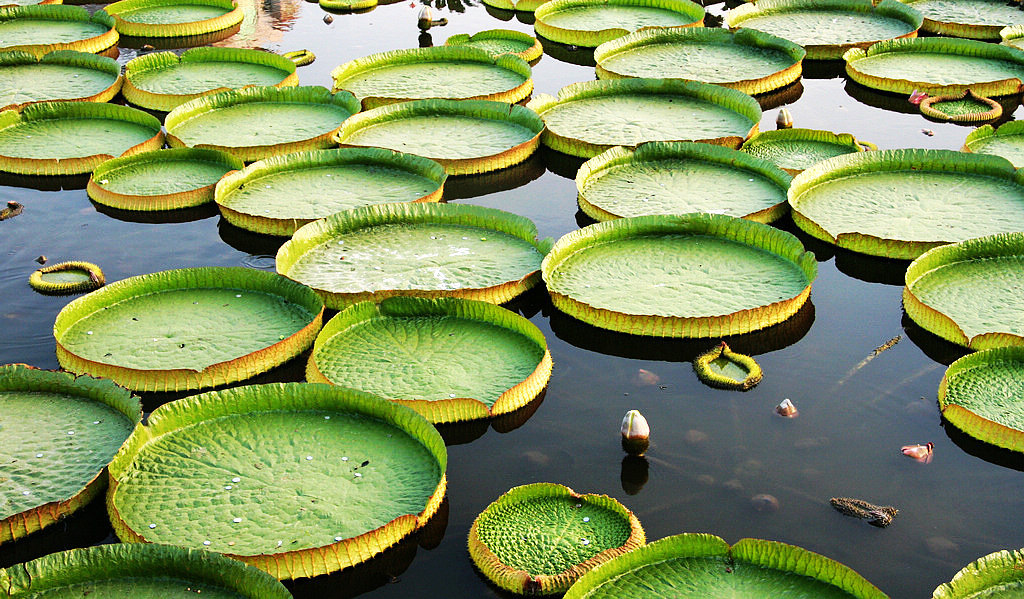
[104,0,243,37]
[563,533,888,599]
[919,89,1001,122]
[0,101,164,176]
[469,483,645,595]
[533,0,704,48]
[541,213,817,338]
[576,141,791,223]
[788,148,1024,259]
[962,120,1024,167]
[480,0,545,13]
[904,232,1024,349]
[123,47,299,112]
[331,46,532,109]
[53,266,324,392]
[741,128,873,175]
[282,49,315,66]
[29,260,104,295]
[843,37,1024,97]
[0,50,122,111]
[899,0,1024,40]
[445,29,543,62]
[693,341,763,390]
[932,548,1024,598]
[307,297,552,424]
[0,364,141,544]
[939,347,1024,453]
[0,5,118,56]
[334,99,543,175]
[0,543,292,597]
[594,27,804,96]
[526,78,761,158]
[726,0,922,60]
[216,147,445,236]
[88,148,244,211]
[106,382,447,580]
[276,203,551,309]
[165,85,360,162]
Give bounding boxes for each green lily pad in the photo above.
[88,148,244,211]
[54,266,324,392]
[0,50,122,111]
[308,297,552,424]
[741,128,874,175]
[445,29,543,62]
[104,0,243,37]
[899,0,1024,40]
[788,149,1024,259]
[0,543,292,597]
[29,260,105,295]
[932,548,1024,598]
[0,101,164,176]
[563,533,887,598]
[106,382,447,580]
[541,213,816,337]
[727,0,921,60]
[0,5,118,55]
[963,120,1024,167]
[468,483,645,595]
[216,147,446,236]
[331,46,532,109]
[0,364,141,544]
[693,341,763,390]
[526,78,761,158]
[320,0,377,10]
[123,47,299,112]
[276,203,551,309]
[533,0,704,48]
[1002,24,1024,50]
[480,0,545,13]
[919,89,1002,122]
[939,346,1024,453]
[165,86,360,162]
[593,27,805,95]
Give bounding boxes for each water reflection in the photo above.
[756,80,803,111]
[91,201,220,225]
[0,173,89,192]
[0,497,114,570]
[902,312,970,367]
[537,36,595,66]
[218,217,290,255]
[442,153,546,200]
[435,389,546,444]
[800,59,845,80]
[119,25,242,49]
[620,454,649,495]
[846,79,1022,124]
[941,418,1024,472]
[834,249,909,286]
[539,146,586,180]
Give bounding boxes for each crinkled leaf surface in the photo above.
[0,20,109,47]
[908,0,1024,27]
[966,133,1024,167]
[0,118,154,160]
[743,140,859,171]
[130,62,290,95]
[341,114,536,160]
[909,256,1024,340]
[849,53,1024,86]
[459,38,532,56]
[115,4,230,24]
[96,157,235,195]
[540,5,695,29]
[944,358,1024,431]
[731,10,913,46]
[169,102,350,147]
[0,64,117,108]
[929,97,995,116]
[598,42,793,82]
[338,63,525,102]
[14,580,247,597]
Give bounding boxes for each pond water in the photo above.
[1,1,1023,597]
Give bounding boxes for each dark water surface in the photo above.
[1,1,1023,597]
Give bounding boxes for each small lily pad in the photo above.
[939,346,1024,453]
[446,29,543,62]
[693,341,763,390]
[919,89,1002,122]
[29,260,105,295]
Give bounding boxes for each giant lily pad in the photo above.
[726,0,922,60]
[0,543,292,597]
[0,364,140,544]
[527,78,761,158]
[1002,24,1024,50]
[103,0,243,37]
[594,27,805,95]
[331,46,532,109]
[898,0,1024,40]
[533,0,703,48]
[276,203,551,308]
[904,232,1024,350]
[468,483,645,595]
[740,128,874,175]
[788,149,1024,259]
[0,101,164,176]
[334,99,543,175]
[307,297,552,424]
[562,533,887,598]
[165,86,360,162]
[0,5,118,55]
[0,50,121,111]
[844,37,1024,97]
[963,120,1024,167]
[541,213,816,338]
[123,47,299,112]
[88,148,244,211]
[106,382,447,580]
[932,548,1024,598]
[445,29,543,62]
[53,267,324,392]
[938,347,1024,453]
[576,142,791,223]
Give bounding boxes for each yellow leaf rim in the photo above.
[88,148,244,211]
[901,0,1006,40]
[122,47,299,112]
[919,89,1002,123]
[740,128,874,175]
[29,260,105,295]
[53,267,325,392]
[0,364,141,545]
[105,382,447,579]
[534,0,704,47]
[727,0,922,60]
[693,340,763,390]
[938,347,1024,453]
[319,0,377,10]
[480,0,546,12]
[468,483,645,594]
[282,49,315,66]
[0,101,164,176]
[445,29,544,62]
[306,297,553,424]
[0,50,122,112]
[0,6,118,56]
[541,213,817,338]
[962,120,1024,166]
[593,27,805,96]
[1001,24,1024,49]
[104,0,243,37]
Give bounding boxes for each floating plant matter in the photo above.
[962,120,1024,167]
[919,89,1001,122]
[103,0,244,37]
[480,0,545,13]
[29,261,104,295]
[533,0,704,47]
[830,497,899,528]
[0,5,118,55]
[741,128,875,175]
[620,410,649,455]
[901,442,933,463]
[693,341,763,390]
[320,0,377,10]
[897,0,1024,40]
[445,29,543,62]
[932,548,1024,598]
[282,48,315,66]
[0,200,21,220]
[0,50,122,111]
[939,346,1024,453]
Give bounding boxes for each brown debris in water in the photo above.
[830,497,898,527]
[0,201,23,221]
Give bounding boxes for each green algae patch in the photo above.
[468,483,645,594]
[445,29,543,62]
[0,364,140,545]
[919,89,1001,122]
[533,0,703,47]
[104,0,243,37]
[932,548,1024,598]
[0,5,118,56]
[106,382,447,580]
[29,260,104,295]
[939,347,1024,453]
[963,120,1024,167]
[308,297,552,424]
[899,0,1024,40]
[741,128,874,175]
[0,50,121,111]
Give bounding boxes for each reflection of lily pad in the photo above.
[104,0,243,37]
[308,297,552,424]
[0,5,118,55]
[939,347,1024,453]
[469,483,645,595]
[564,533,887,599]
[54,267,324,392]
[0,50,122,111]
[741,128,873,175]
[106,382,447,579]
[446,29,543,62]
[541,213,816,337]
[962,120,1024,167]
[481,0,545,13]
[0,364,140,544]
[899,0,1024,40]
[932,548,1024,598]
[919,89,1001,122]
[534,0,703,47]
